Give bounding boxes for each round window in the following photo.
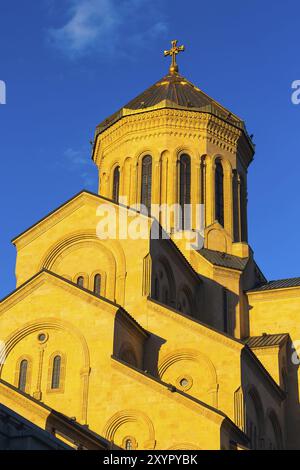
[37,333,48,343]
[180,378,189,388]
[177,375,193,391]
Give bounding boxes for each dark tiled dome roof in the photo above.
[125,73,216,110]
[95,72,251,141]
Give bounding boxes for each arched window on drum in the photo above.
[141,155,152,215]
[179,154,191,229]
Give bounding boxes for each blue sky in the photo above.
[1,0,300,298]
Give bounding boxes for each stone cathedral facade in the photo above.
[1,42,300,450]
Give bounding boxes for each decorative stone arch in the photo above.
[159,149,170,163]
[158,348,218,407]
[204,221,232,253]
[73,271,89,289]
[266,408,283,450]
[0,318,90,424]
[212,153,233,173]
[103,409,155,449]
[152,255,176,307]
[174,145,198,163]
[176,283,194,315]
[134,148,156,165]
[38,231,126,305]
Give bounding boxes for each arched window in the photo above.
[51,355,61,389]
[18,359,28,392]
[215,159,224,226]
[200,156,206,205]
[141,155,152,215]
[77,276,84,288]
[112,166,120,203]
[125,439,133,450]
[93,274,101,296]
[179,154,191,229]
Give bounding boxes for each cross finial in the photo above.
[164,40,185,74]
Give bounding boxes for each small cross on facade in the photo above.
[164,40,185,74]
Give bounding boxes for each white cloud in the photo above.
[63,147,97,187]
[48,0,167,58]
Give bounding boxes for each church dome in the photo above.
[95,71,249,139]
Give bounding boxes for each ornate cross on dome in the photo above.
[164,40,185,74]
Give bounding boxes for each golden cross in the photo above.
[164,40,185,74]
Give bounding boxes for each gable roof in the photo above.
[245,333,289,349]
[11,189,157,248]
[112,356,249,446]
[248,277,300,292]
[198,248,249,271]
[0,269,149,338]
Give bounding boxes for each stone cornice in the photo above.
[12,191,96,250]
[12,190,152,251]
[0,380,50,421]
[110,356,225,426]
[247,286,300,301]
[115,312,149,340]
[147,298,243,352]
[213,265,242,280]
[94,109,246,165]
[0,270,148,339]
[0,270,116,315]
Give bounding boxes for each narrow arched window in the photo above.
[200,156,206,205]
[215,159,224,226]
[51,355,61,389]
[112,166,120,203]
[125,439,133,450]
[18,359,28,392]
[93,274,101,296]
[141,155,152,215]
[179,154,191,229]
[77,276,84,288]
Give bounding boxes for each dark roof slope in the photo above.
[245,334,289,348]
[248,277,300,292]
[198,248,249,271]
[95,72,251,138]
